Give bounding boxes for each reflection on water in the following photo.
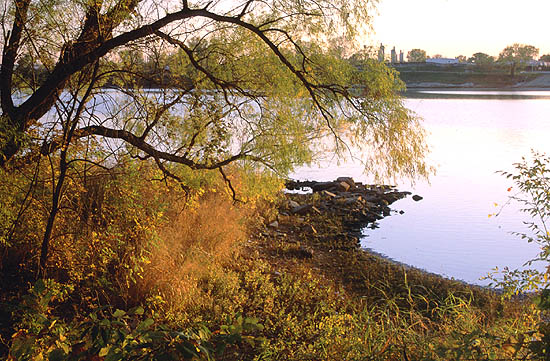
[291,90,550,285]
[406,89,550,100]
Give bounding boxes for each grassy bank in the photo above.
[398,70,541,88]
[0,162,544,360]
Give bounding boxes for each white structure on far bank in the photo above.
[426,58,459,65]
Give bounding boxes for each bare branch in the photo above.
[140,92,187,140]
[238,0,254,19]
[155,30,259,98]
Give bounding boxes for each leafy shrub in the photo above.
[491,153,550,293]
[8,279,263,361]
[478,152,550,359]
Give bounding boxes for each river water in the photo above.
[291,90,550,285]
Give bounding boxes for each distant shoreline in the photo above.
[406,84,550,90]
[399,72,550,90]
[402,87,550,99]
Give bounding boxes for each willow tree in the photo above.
[1,0,428,269]
[1,0,428,172]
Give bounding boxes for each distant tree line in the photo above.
[14,41,550,91]
[392,43,550,76]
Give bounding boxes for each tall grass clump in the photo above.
[138,193,248,314]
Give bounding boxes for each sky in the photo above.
[370,0,550,59]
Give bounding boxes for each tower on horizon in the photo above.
[391,47,397,63]
[378,43,385,62]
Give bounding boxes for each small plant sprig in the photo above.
[482,151,550,359]
[487,151,550,294]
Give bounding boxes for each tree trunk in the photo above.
[38,151,68,275]
[38,61,99,276]
[0,137,21,167]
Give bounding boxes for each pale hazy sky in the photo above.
[371,0,550,58]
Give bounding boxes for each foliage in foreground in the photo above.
[0,156,547,360]
[8,278,263,361]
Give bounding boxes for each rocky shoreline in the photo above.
[257,176,422,263]
[251,176,499,310]
[283,177,419,239]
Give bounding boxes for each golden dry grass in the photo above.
[138,193,248,311]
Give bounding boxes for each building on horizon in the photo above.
[399,50,404,63]
[426,58,459,65]
[378,43,385,62]
[391,47,397,63]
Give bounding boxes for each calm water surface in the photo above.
[291,90,550,285]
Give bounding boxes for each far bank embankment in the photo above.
[400,71,550,89]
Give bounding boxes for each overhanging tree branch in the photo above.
[74,125,260,170]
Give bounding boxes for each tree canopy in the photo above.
[456,55,467,63]
[498,43,539,77]
[1,0,429,181]
[468,52,495,65]
[407,49,427,63]
[467,52,495,71]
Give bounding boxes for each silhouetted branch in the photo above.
[219,167,241,204]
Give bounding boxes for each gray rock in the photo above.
[344,196,361,206]
[288,200,300,208]
[412,194,423,201]
[311,182,335,192]
[334,181,351,192]
[363,195,379,202]
[336,177,356,188]
[268,221,279,228]
[364,201,377,209]
[291,204,313,215]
